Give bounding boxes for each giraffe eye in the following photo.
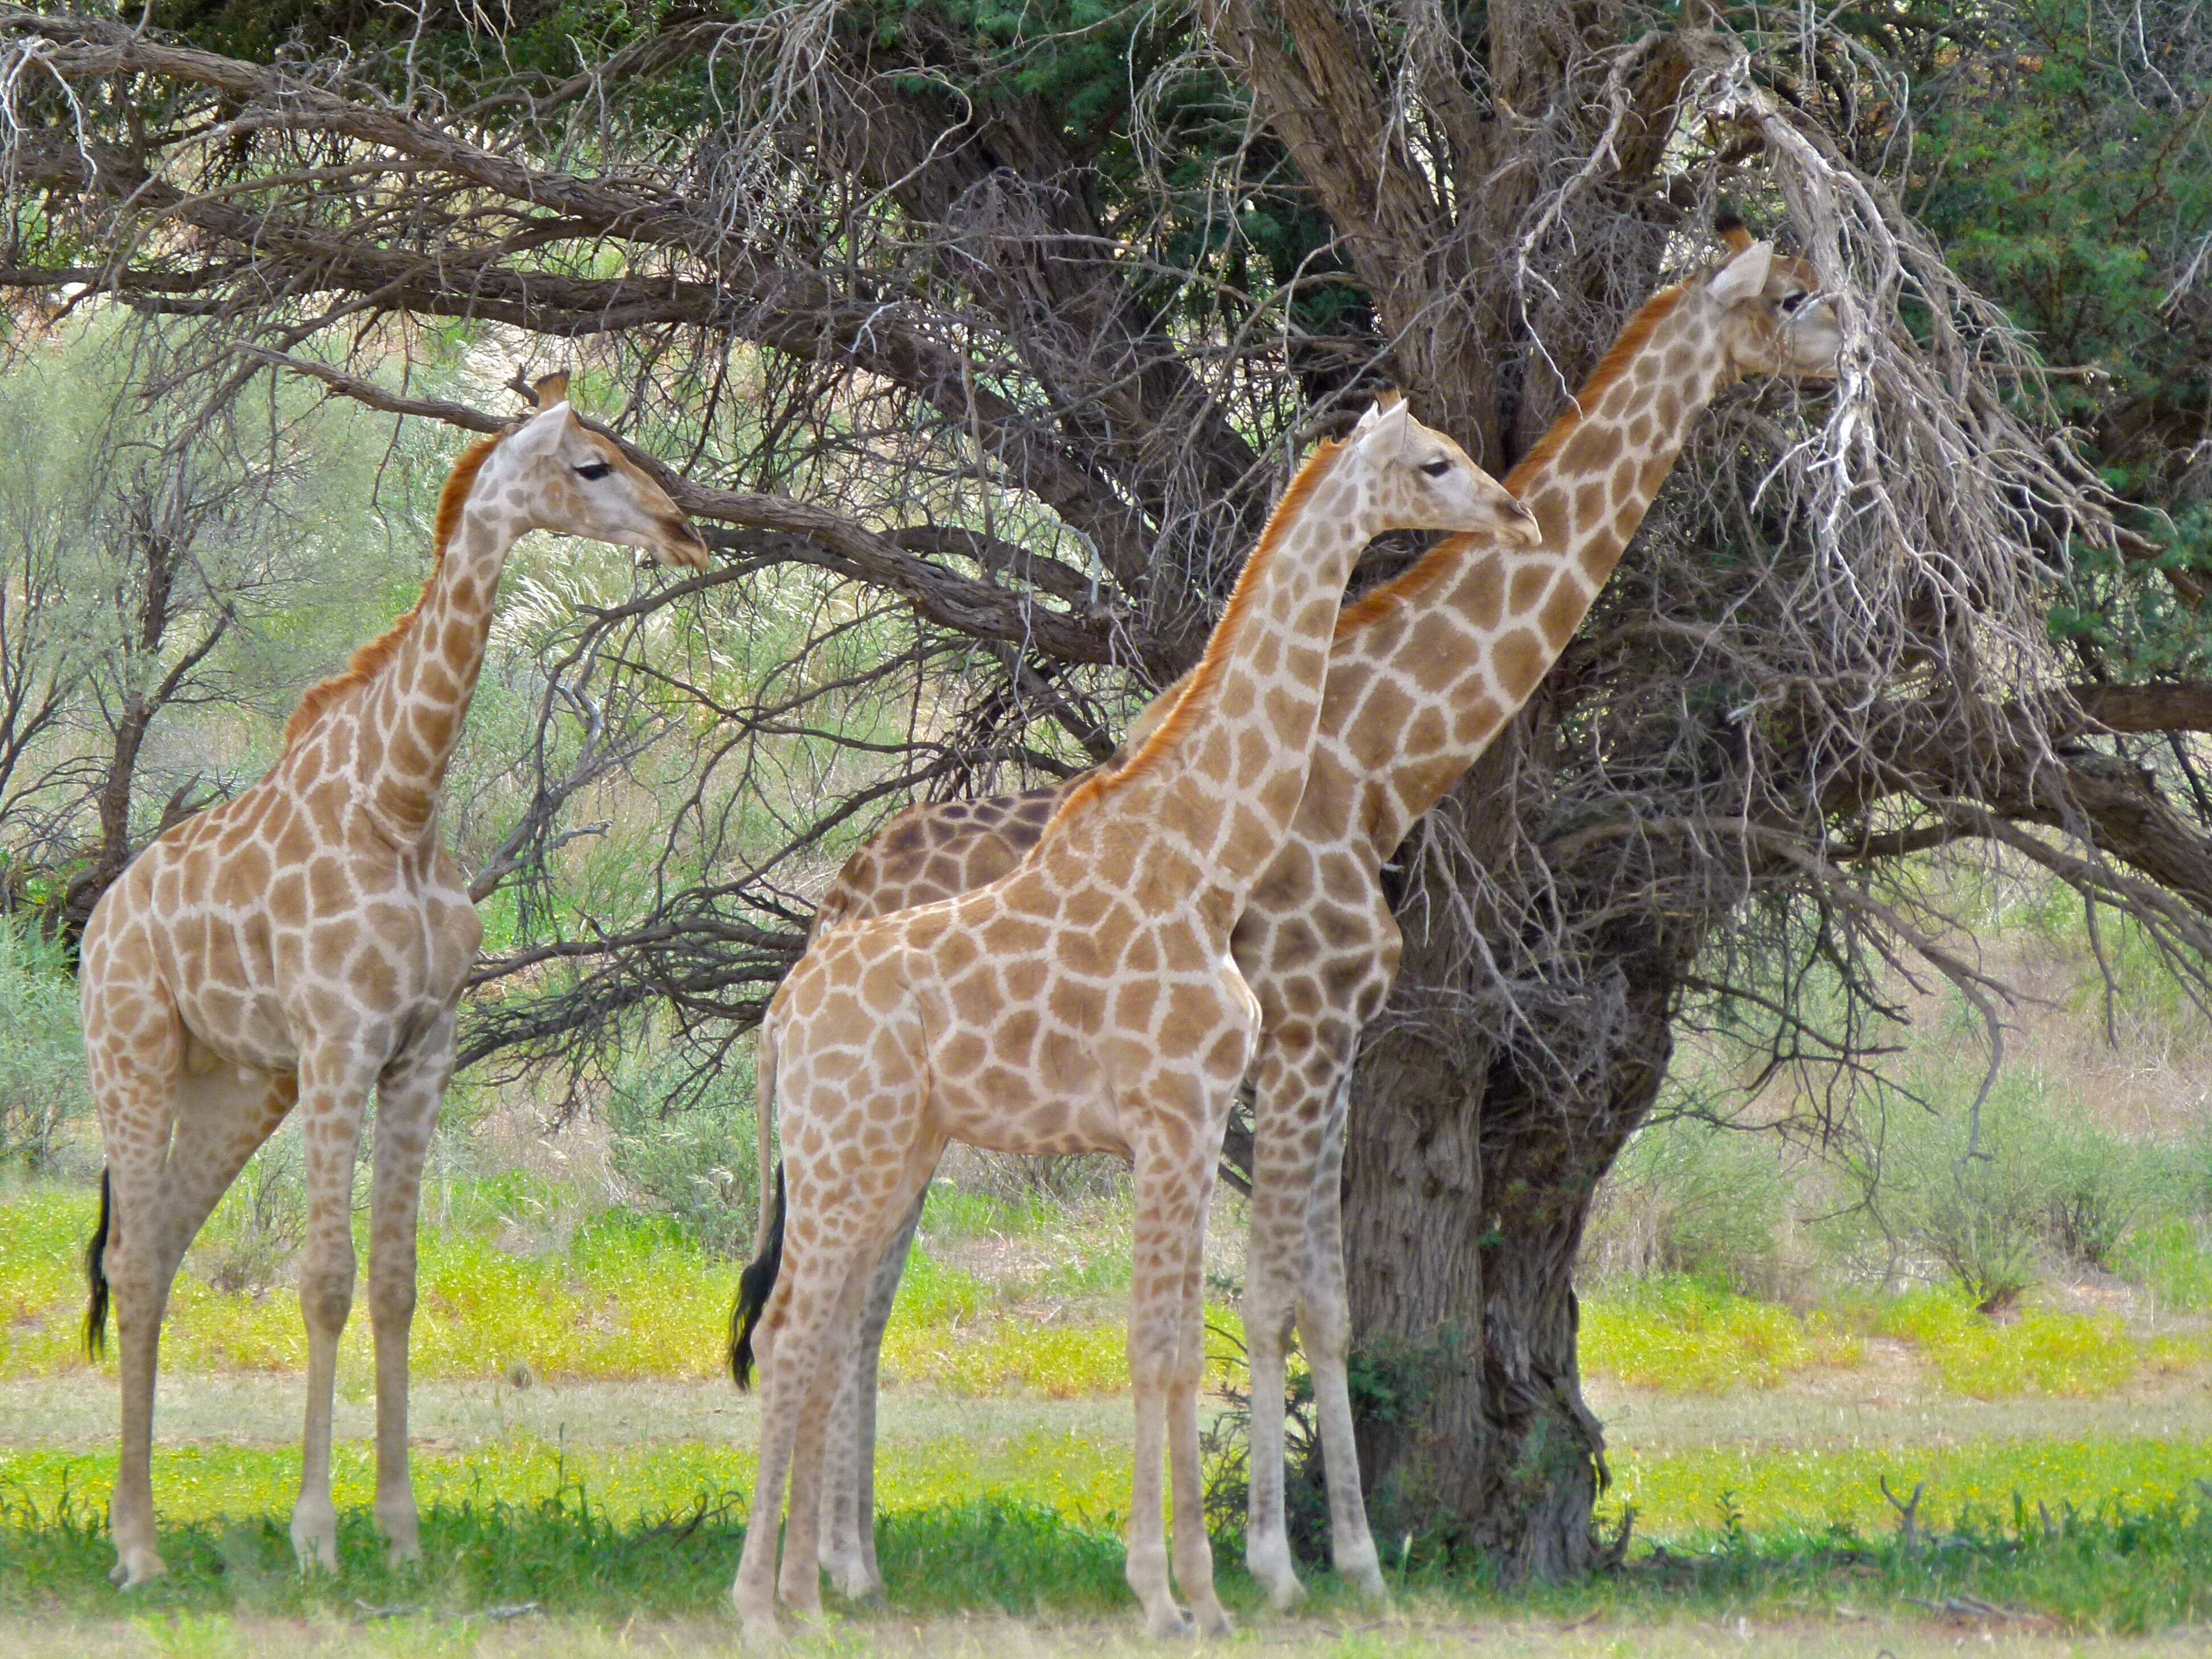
[1780,291,1810,315]
[1419,459,1453,478]
[575,461,613,481]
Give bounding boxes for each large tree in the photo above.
[5,0,2209,1575]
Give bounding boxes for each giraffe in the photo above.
[804,690,1185,939]
[77,375,709,1589]
[802,226,1844,1607]
[722,398,1539,1639]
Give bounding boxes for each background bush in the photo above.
[0,922,90,1175]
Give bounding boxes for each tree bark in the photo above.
[1341,893,1678,1576]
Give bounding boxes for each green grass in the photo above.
[2122,1216,2212,1311]
[11,1183,2207,1405]
[3,1439,2209,1634]
[7,1427,2205,1566]
[1873,1287,2145,1397]
[1580,1278,1862,1392]
[0,1186,1218,1398]
[1577,1274,2212,1400]
[1599,1435,2212,1540]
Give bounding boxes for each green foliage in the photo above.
[2118,1215,2212,1312]
[601,1043,758,1258]
[0,1182,1211,1396]
[1848,1065,2068,1311]
[184,1129,306,1297]
[1585,1115,1792,1294]
[0,922,88,1174]
[1903,1,2212,676]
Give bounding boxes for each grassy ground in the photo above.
[5,1166,2210,1651]
[16,1613,2212,1659]
[5,1364,2209,1648]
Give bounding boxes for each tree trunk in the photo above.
[1336,700,1690,1578]
[1341,957,1674,1579]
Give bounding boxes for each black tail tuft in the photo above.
[84,1166,112,1360]
[728,1166,786,1390]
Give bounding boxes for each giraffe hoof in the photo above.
[110,1548,168,1588]
[1144,1604,1196,1640]
[290,1507,340,1574]
[378,1502,422,1566]
[1340,1558,1389,1603]
[1245,1531,1305,1610]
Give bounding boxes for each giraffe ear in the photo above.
[509,397,577,456]
[1708,238,1775,307]
[1355,397,1412,456]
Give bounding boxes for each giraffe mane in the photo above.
[280,432,506,753]
[1039,432,1350,841]
[1331,284,1687,638]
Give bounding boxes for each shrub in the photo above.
[1583,1114,1790,1294]
[186,1124,306,1295]
[602,1042,757,1257]
[2034,1113,2165,1273]
[0,921,90,1174]
[1848,1064,2064,1311]
[2119,1215,2212,1311]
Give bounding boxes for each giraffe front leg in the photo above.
[1169,1162,1232,1638]
[367,1017,454,1567]
[1125,1138,1198,1640]
[290,1042,377,1574]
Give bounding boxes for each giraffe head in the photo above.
[1348,396,1542,544]
[493,373,712,569]
[1699,221,1843,382]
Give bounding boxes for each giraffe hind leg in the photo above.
[81,972,183,1589]
[1240,1035,1324,1611]
[1300,1076,1385,1600]
[290,1039,379,1575]
[783,1141,940,1613]
[819,1181,927,1600]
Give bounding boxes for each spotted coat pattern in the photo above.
[729,400,1537,1639]
[78,383,707,1590]
[804,236,1845,1610]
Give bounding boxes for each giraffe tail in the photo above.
[728,1020,783,1390]
[728,1167,785,1391]
[84,1166,112,1359]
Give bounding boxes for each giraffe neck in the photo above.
[1347,293,1735,850]
[356,488,527,838]
[1075,448,1372,897]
